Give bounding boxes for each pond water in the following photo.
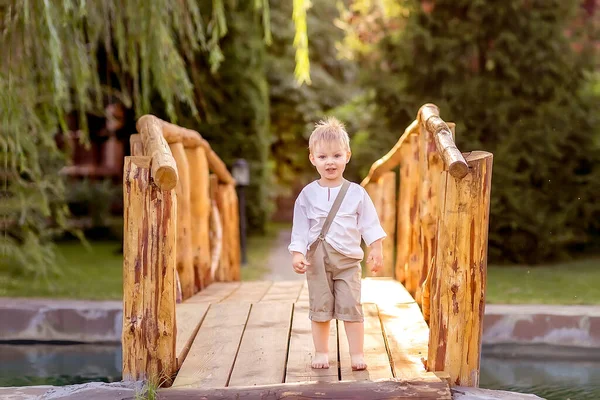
[0,343,121,387]
[1,343,600,400]
[480,346,600,400]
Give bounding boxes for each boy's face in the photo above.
[309,141,351,183]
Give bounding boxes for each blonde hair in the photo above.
[308,117,350,153]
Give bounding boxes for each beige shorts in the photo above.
[306,239,363,322]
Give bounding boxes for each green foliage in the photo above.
[0,0,274,273]
[347,0,600,263]
[172,1,272,233]
[268,0,367,190]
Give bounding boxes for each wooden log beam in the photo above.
[122,156,176,384]
[136,115,178,191]
[185,145,211,290]
[418,104,467,179]
[427,151,493,387]
[160,376,451,399]
[361,120,418,187]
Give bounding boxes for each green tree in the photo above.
[344,0,600,263]
[1,0,305,273]
[267,0,362,191]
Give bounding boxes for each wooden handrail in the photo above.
[135,115,179,191]
[418,104,468,179]
[362,106,467,187]
[361,120,418,187]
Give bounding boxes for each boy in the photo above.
[288,117,385,371]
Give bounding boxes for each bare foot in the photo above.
[311,352,329,369]
[351,353,367,371]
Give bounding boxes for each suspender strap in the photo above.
[319,180,350,239]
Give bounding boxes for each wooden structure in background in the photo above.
[121,104,493,395]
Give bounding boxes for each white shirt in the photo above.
[288,180,387,260]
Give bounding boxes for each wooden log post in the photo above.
[228,184,241,281]
[365,172,395,277]
[395,144,413,284]
[209,175,222,282]
[405,133,422,297]
[164,132,195,299]
[427,151,493,387]
[216,184,230,281]
[365,180,382,277]
[421,122,455,323]
[122,156,177,384]
[182,133,212,291]
[216,183,241,281]
[414,106,445,307]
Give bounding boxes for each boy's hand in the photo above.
[292,252,310,274]
[367,239,384,274]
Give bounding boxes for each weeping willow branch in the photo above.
[293,0,311,85]
[0,0,280,275]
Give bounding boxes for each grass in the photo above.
[487,257,600,305]
[0,241,124,300]
[0,222,287,300]
[3,226,598,305]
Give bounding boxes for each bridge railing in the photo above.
[122,115,240,384]
[361,104,493,387]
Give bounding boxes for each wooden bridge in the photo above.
[121,104,493,399]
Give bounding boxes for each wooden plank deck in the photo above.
[171,278,450,399]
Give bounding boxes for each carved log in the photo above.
[427,151,493,387]
[185,144,211,290]
[136,115,178,191]
[122,156,176,384]
[169,141,195,299]
[418,104,467,179]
